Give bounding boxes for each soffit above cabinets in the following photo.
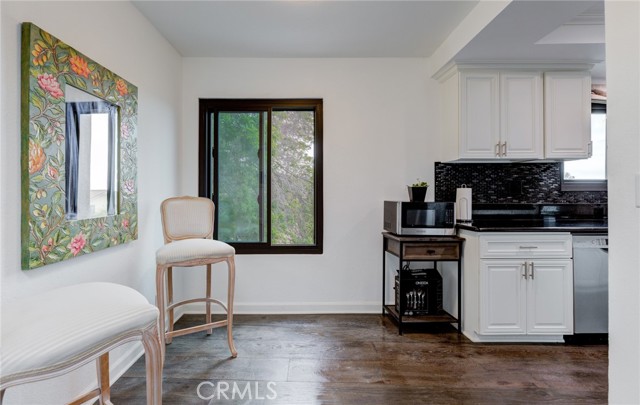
[451,0,605,81]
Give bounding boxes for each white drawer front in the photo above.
[479,233,572,258]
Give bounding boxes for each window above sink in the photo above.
[561,101,607,191]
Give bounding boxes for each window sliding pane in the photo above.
[217,112,266,242]
[271,110,315,246]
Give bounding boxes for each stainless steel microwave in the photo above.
[384,201,456,235]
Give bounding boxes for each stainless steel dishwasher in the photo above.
[572,234,608,335]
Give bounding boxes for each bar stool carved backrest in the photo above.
[156,196,237,358]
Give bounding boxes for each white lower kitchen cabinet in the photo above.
[480,259,573,335]
[461,230,574,342]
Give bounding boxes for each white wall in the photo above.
[179,58,441,313]
[606,1,640,403]
[0,1,181,403]
[4,1,636,401]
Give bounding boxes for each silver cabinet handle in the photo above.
[588,141,593,158]
[522,262,527,279]
[495,143,501,157]
[529,262,535,280]
[519,246,538,249]
[501,141,507,157]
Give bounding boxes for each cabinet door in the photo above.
[500,72,543,159]
[544,71,592,159]
[459,72,500,159]
[526,260,574,334]
[479,260,527,335]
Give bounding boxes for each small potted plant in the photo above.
[408,179,429,202]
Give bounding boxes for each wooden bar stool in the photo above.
[155,196,237,358]
[0,282,162,405]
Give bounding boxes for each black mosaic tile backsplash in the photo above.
[435,162,607,204]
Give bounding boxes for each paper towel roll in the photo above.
[456,185,472,223]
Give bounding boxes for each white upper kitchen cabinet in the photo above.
[459,71,500,159]
[544,71,592,159]
[438,65,591,162]
[442,69,543,161]
[500,72,544,159]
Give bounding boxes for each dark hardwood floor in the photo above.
[111,314,608,404]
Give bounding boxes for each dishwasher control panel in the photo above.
[573,235,608,248]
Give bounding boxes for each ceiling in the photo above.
[132,1,479,58]
[133,0,605,78]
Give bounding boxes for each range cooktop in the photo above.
[454,203,608,233]
[458,218,608,232]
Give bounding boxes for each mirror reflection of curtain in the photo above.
[106,104,116,216]
[65,101,118,220]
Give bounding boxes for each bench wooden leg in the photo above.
[97,354,113,405]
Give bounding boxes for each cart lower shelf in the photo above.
[384,304,458,324]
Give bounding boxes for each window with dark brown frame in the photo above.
[199,99,323,254]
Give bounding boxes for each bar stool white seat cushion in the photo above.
[156,239,235,265]
[0,282,159,380]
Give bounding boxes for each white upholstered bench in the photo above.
[0,282,162,405]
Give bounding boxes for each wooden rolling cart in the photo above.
[382,232,464,334]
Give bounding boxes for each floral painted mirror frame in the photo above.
[21,23,138,270]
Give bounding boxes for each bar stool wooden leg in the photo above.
[206,264,212,335]
[226,256,237,358]
[156,263,167,361]
[166,267,174,344]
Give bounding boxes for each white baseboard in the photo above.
[180,301,381,315]
[464,330,567,343]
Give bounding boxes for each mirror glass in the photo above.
[64,85,119,220]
